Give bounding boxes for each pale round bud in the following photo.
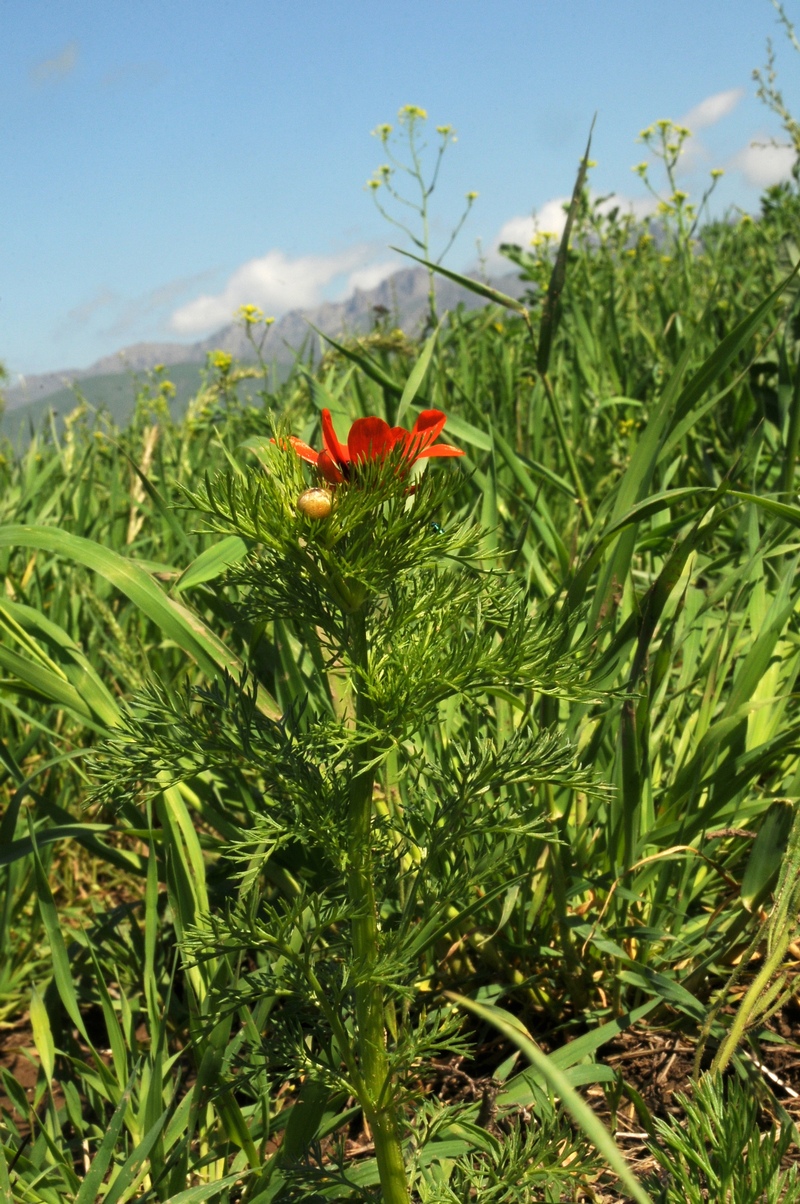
[297,488,333,519]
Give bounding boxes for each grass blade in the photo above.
[74,1070,138,1204]
[391,248,528,314]
[396,321,441,424]
[450,994,653,1204]
[174,535,250,593]
[27,813,92,1046]
[0,525,273,706]
[537,118,595,376]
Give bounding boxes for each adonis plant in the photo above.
[96,403,599,1200]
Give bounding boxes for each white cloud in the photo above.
[605,195,658,222]
[662,89,745,178]
[52,269,221,344]
[730,139,796,187]
[347,261,399,293]
[31,41,79,85]
[62,288,117,329]
[103,268,220,338]
[680,87,745,132]
[493,192,656,256]
[169,246,393,334]
[494,203,567,251]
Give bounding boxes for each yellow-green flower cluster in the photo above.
[639,120,691,143]
[367,163,393,191]
[531,230,558,248]
[149,363,176,399]
[237,303,263,325]
[235,304,275,328]
[398,104,427,122]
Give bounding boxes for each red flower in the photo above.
[289,409,463,485]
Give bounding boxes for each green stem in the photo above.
[711,944,787,1076]
[781,352,800,500]
[539,371,593,526]
[544,784,586,1011]
[346,610,411,1204]
[712,805,800,1075]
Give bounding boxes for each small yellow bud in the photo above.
[297,488,333,520]
[466,190,478,201]
[710,168,724,179]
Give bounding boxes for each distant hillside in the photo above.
[4,266,524,418]
[0,364,208,448]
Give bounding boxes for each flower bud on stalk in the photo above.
[297,487,333,519]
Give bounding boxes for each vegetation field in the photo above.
[5,103,800,1202]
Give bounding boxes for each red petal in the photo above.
[407,409,449,458]
[388,426,412,453]
[416,443,464,459]
[321,409,349,464]
[287,436,320,466]
[411,409,447,441]
[318,449,345,483]
[348,415,395,462]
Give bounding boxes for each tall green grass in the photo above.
[2,174,800,1199]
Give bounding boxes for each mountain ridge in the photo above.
[5,266,525,413]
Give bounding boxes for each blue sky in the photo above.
[3,0,798,377]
